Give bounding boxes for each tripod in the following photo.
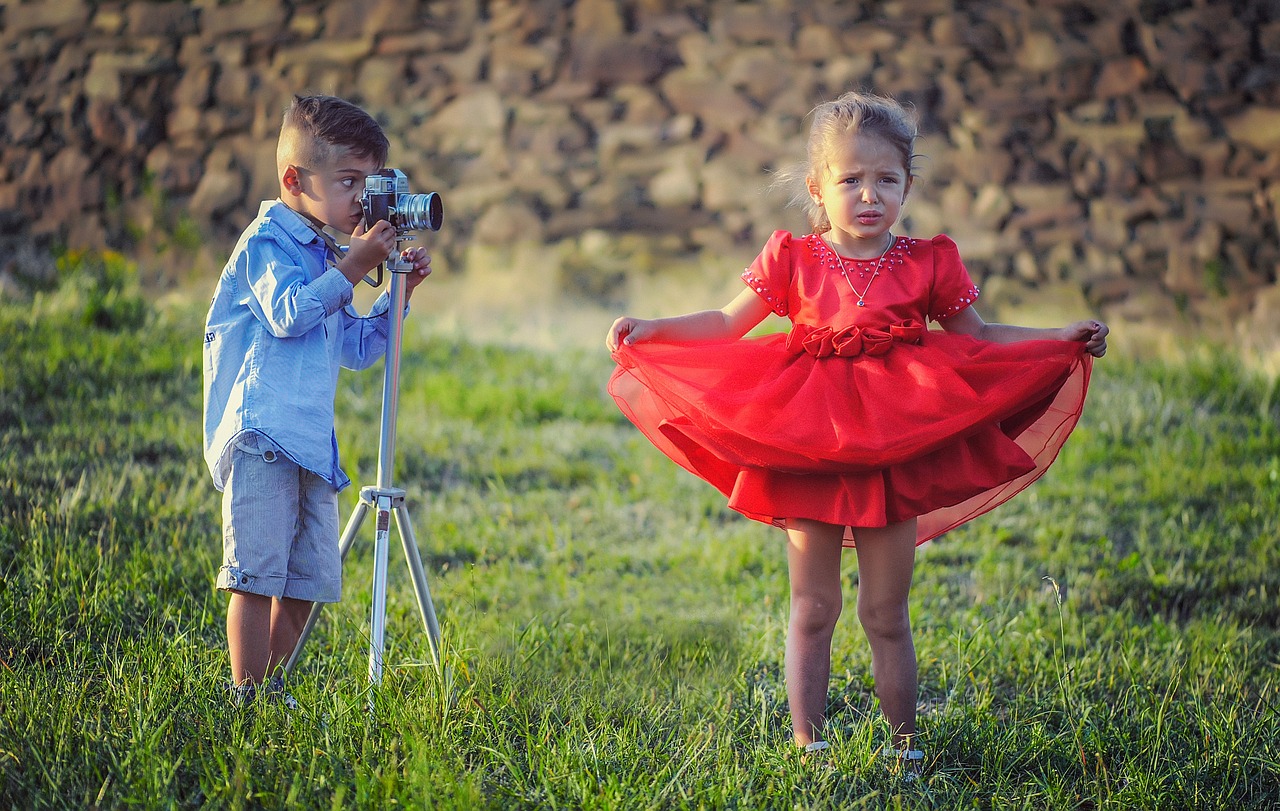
[285,246,442,684]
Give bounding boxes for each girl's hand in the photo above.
[606,316,654,351]
[1062,319,1109,357]
[401,247,432,299]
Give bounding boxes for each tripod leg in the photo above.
[393,504,443,668]
[368,494,393,685]
[284,498,371,676]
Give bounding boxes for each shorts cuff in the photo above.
[283,580,342,604]
[217,566,285,597]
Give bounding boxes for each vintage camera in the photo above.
[361,168,443,234]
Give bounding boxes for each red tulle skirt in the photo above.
[609,330,1091,546]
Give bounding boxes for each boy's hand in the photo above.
[402,247,432,299]
[1061,319,1109,357]
[337,220,397,286]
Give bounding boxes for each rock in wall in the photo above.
[2,0,1278,359]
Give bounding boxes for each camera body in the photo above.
[361,168,443,234]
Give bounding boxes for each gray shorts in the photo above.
[218,433,342,603]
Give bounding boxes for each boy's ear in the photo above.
[281,164,304,197]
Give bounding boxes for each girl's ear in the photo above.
[806,175,822,206]
[902,175,914,202]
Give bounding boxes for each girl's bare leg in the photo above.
[784,518,847,746]
[852,519,919,748]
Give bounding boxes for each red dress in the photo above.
[608,231,1092,547]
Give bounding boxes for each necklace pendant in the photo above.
[826,234,891,311]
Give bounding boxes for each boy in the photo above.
[202,95,432,706]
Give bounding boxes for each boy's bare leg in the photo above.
[266,597,313,678]
[784,518,847,747]
[227,590,273,684]
[852,519,919,749]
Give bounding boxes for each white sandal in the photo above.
[798,739,836,771]
[883,747,925,780]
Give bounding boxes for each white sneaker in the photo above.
[226,681,257,707]
[264,675,299,711]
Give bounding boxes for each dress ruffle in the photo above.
[609,331,1090,546]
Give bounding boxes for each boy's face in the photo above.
[281,148,380,235]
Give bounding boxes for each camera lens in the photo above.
[395,193,443,232]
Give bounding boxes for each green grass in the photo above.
[2,255,1279,808]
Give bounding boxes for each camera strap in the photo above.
[299,219,346,268]
[299,217,382,288]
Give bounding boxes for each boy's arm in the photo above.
[245,221,402,339]
[244,235,353,338]
[333,220,398,286]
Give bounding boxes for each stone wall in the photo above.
[3,0,1279,361]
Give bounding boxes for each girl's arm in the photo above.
[606,289,774,351]
[940,307,1109,357]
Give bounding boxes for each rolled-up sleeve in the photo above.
[245,235,353,338]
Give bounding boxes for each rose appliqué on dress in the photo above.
[786,320,924,358]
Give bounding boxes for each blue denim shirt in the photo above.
[203,200,396,492]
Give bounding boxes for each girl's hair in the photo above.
[278,94,389,170]
[776,91,919,234]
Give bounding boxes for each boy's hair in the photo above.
[776,91,920,234]
[277,95,389,171]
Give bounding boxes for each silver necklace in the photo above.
[828,234,895,307]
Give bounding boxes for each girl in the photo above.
[605,91,1108,770]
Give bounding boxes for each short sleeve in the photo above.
[928,234,981,322]
[741,230,794,317]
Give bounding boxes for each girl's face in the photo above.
[807,132,912,257]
